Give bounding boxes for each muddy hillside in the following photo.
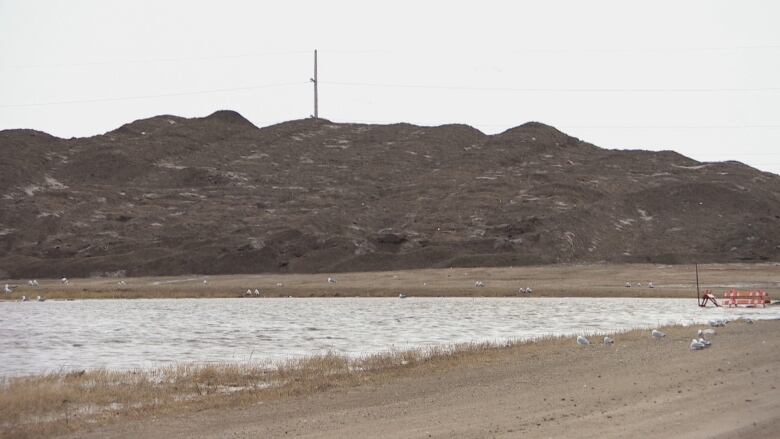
[1,110,779,278]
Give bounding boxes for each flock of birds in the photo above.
[4,278,72,301]
[232,277,532,299]
[625,281,655,288]
[5,282,45,302]
[576,318,750,351]
[474,280,532,295]
[5,275,537,299]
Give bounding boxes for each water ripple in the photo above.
[1,297,778,376]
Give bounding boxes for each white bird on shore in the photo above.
[3,284,13,294]
[603,336,614,346]
[28,280,34,287]
[651,329,666,339]
[648,282,654,289]
[690,339,706,351]
[577,335,590,346]
[625,282,631,288]
[698,328,716,337]
[36,295,45,302]
[475,281,485,288]
[276,282,284,287]
[327,277,337,284]
[246,289,252,296]
[61,277,69,285]
[253,289,261,296]
[697,337,711,347]
[399,293,407,299]
[709,319,727,327]
[202,280,208,285]
[20,295,28,302]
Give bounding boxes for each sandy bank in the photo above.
[2,262,779,300]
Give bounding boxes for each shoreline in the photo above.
[1,320,776,438]
[2,262,778,301]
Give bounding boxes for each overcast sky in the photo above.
[1,0,779,174]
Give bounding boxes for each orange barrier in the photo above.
[699,290,720,307]
[722,289,769,308]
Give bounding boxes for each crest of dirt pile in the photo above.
[0,112,778,277]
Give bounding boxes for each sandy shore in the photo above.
[51,319,779,439]
[2,262,779,300]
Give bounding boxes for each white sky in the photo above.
[1,0,779,174]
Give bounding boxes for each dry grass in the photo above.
[0,333,584,439]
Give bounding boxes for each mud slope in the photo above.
[1,111,779,277]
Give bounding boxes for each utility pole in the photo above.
[310,49,318,119]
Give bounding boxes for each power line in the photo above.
[505,44,780,54]
[0,49,389,70]
[328,117,780,130]
[322,81,780,93]
[0,50,312,70]
[563,125,780,129]
[0,82,307,108]
[6,44,780,70]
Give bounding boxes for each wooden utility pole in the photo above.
[695,263,701,306]
[311,49,318,119]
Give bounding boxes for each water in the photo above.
[1,297,778,377]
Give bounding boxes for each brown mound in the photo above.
[0,112,778,278]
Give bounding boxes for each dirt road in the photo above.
[59,320,780,439]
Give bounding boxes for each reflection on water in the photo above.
[1,297,777,376]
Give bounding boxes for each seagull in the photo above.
[202,280,208,285]
[474,281,485,288]
[690,339,706,350]
[577,335,590,346]
[253,289,261,296]
[651,329,666,339]
[625,282,631,288]
[276,282,284,287]
[697,337,711,347]
[327,277,337,284]
[33,279,39,287]
[648,282,654,288]
[399,293,407,299]
[698,328,716,337]
[3,284,13,294]
[246,289,252,296]
[20,295,28,302]
[36,295,45,302]
[603,336,614,345]
[61,277,69,285]
[709,319,726,327]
